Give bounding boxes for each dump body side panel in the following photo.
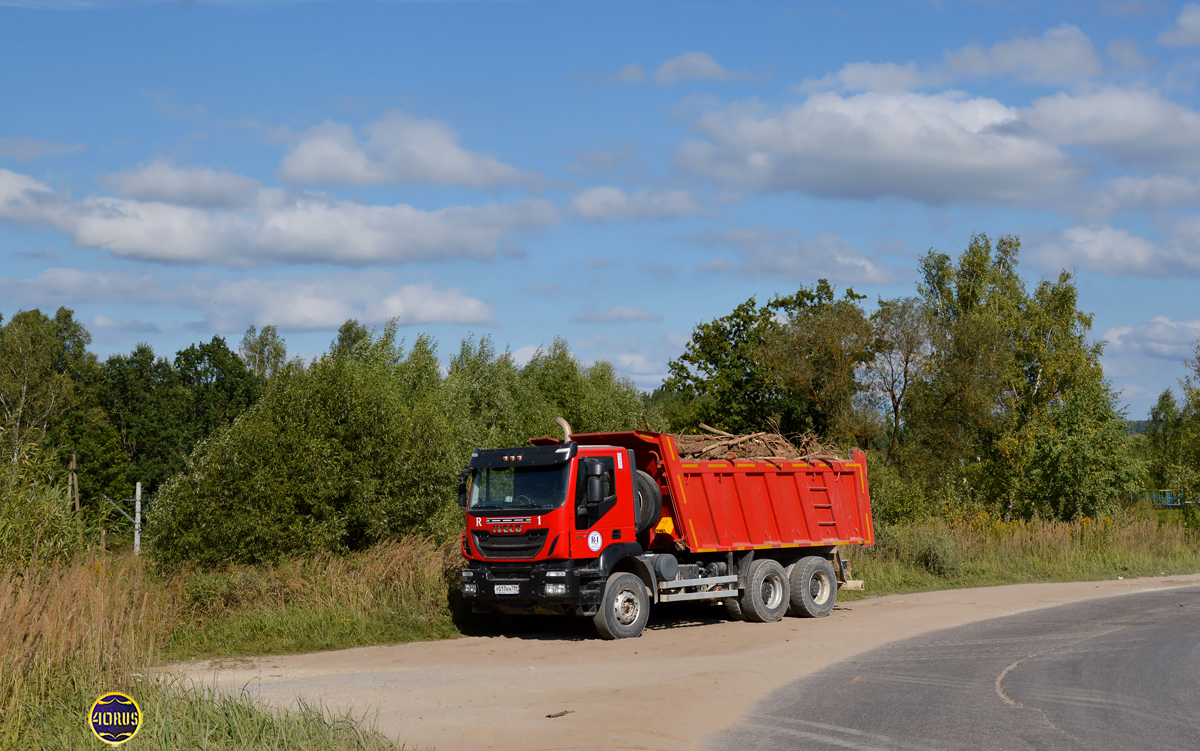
[530,431,873,554]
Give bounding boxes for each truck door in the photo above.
[571,450,636,559]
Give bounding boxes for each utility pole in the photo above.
[134,482,142,556]
[69,452,79,513]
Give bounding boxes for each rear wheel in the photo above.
[723,597,743,621]
[738,559,789,623]
[593,572,650,639]
[788,556,837,618]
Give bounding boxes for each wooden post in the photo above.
[134,482,142,556]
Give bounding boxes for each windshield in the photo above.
[469,464,571,511]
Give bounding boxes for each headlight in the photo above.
[546,570,566,578]
[461,570,473,579]
[544,583,567,596]
[462,583,477,595]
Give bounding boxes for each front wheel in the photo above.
[788,556,837,618]
[593,572,650,639]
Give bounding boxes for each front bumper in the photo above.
[461,561,602,615]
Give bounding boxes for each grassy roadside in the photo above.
[842,505,1200,599]
[165,539,461,661]
[0,543,450,749]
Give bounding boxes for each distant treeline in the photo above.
[2,233,1199,567]
[651,233,1200,526]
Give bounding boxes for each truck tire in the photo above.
[593,572,650,639]
[738,559,789,623]
[788,556,837,618]
[723,598,743,621]
[634,470,663,534]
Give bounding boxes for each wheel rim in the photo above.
[613,589,641,626]
[759,573,784,609]
[809,570,832,606]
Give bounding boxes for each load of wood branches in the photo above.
[673,423,844,463]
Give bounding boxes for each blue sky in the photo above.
[2,1,1200,418]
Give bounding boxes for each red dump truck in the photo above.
[457,422,873,639]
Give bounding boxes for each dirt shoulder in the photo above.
[168,573,1200,751]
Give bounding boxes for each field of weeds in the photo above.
[0,539,454,749]
[845,506,1200,595]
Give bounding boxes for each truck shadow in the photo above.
[454,601,735,642]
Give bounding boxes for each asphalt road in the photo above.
[708,586,1200,751]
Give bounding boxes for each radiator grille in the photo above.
[472,529,548,559]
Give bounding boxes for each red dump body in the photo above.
[535,431,874,553]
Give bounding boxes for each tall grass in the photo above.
[167,538,460,660]
[0,543,449,749]
[846,507,1200,595]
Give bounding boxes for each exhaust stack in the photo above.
[554,416,573,444]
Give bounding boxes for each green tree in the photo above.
[769,285,873,441]
[149,326,467,566]
[909,234,1129,519]
[0,307,92,463]
[521,337,647,434]
[1145,390,1187,488]
[1021,377,1141,519]
[239,325,287,379]
[331,319,370,358]
[175,335,262,439]
[864,297,929,465]
[98,344,192,494]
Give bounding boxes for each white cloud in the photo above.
[1106,39,1154,69]
[511,344,540,367]
[944,24,1102,84]
[1087,174,1200,215]
[654,53,749,86]
[570,186,699,220]
[279,110,536,189]
[187,274,496,332]
[1031,224,1200,277]
[799,62,925,93]
[1159,3,1200,47]
[570,305,662,323]
[1103,317,1200,381]
[676,91,1075,205]
[0,168,558,267]
[1024,87,1200,169]
[612,63,647,83]
[0,268,166,307]
[697,228,896,285]
[91,315,161,333]
[0,137,85,161]
[105,160,261,208]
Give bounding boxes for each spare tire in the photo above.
[634,470,663,534]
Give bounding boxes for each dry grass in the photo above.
[0,541,453,749]
[167,538,461,659]
[845,508,1200,596]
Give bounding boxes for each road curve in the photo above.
[708,586,1200,751]
[171,574,1200,751]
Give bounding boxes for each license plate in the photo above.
[495,584,520,595]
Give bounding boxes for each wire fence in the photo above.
[1130,490,1200,509]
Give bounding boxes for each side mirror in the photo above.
[457,468,471,510]
[584,459,605,507]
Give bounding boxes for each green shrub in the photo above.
[0,441,82,568]
[149,328,652,567]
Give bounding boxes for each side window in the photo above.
[575,457,615,505]
[575,456,617,529]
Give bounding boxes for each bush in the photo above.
[149,329,652,567]
[864,451,929,525]
[0,441,82,568]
